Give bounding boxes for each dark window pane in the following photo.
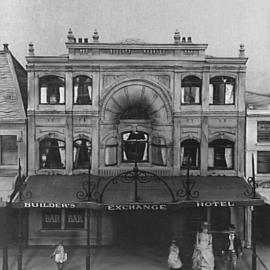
[258,122,270,142]
[73,76,92,105]
[209,77,235,105]
[122,131,148,162]
[181,76,201,105]
[105,138,118,166]
[258,151,270,173]
[40,76,65,104]
[40,139,65,169]
[181,139,200,168]
[42,209,61,230]
[73,139,91,169]
[65,209,85,229]
[1,135,17,165]
[209,140,234,169]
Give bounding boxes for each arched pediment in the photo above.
[101,80,172,123]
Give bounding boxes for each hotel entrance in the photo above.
[113,211,171,246]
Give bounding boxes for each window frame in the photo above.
[73,75,93,105]
[208,139,234,170]
[181,76,202,105]
[121,131,149,163]
[105,139,118,166]
[0,135,18,166]
[257,151,270,174]
[151,137,167,166]
[257,121,270,143]
[39,75,66,105]
[181,139,200,169]
[39,138,66,169]
[209,76,235,105]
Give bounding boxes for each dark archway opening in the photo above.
[113,211,171,247]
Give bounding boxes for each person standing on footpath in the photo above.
[51,241,67,270]
[222,224,243,270]
[168,240,183,270]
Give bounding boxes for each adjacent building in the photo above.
[0,44,27,245]
[12,30,263,252]
[246,91,270,241]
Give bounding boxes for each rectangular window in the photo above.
[65,209,85,229]
[257,122,270,142]
[181,87,200,104]
[0,135,17,165]
[209,84,234,105]
[257,151,270,173]
[42,209,61,230]
[208,147,233,169]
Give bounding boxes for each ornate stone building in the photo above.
[21,30,261,248]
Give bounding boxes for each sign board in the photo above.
[107,204,167,211]
[196,201,235,207]
[65,209,85,229]
[42,209,61,229]
[24,202,76,208]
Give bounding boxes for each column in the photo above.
[65,71,73,174]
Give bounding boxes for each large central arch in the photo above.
[101,79,172,122]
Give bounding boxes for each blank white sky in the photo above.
[0,0,269,93]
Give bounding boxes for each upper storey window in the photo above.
[122,131,148,163]
[181,139,200,169]
[0,135,17,165]
[40,76,65,104]
[151,137,167,166]
[73,139,91,169]
[40,138,65,169]
[257,122,270,142]
[181,76,201,105]
[73,76,92,105]
[208,139,234,169]
[209,76,235,105]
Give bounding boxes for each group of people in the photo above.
[168,222,242,270]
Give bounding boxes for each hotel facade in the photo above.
[14,30,263,251]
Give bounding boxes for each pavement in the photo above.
[0,243,270,270]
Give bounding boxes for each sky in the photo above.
[0,0,269,93]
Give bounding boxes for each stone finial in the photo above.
[28,42,35,56]
[3,44,9,51]
[92,29,99,43]
[67,28,75,43]
[239,44,245,57]
[174,29,181,44]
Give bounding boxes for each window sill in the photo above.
[36,169,66,175]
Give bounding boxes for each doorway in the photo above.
[113,211,171,247]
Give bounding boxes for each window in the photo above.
[209,76,235,105]
[105,137,118,166]
[208,139,234,169]
[257,151,270,173]
[257,122,270,142]
[42,209,85,230]
[40,76,65,104]
[181,76,201,105]
[122,131,148,162]
[40,138,65,169]
[73,76,92,105]
[42,209,61,230]
[65,209,85,229]
[73,139,91,169]
[152,137,167,166]
[0,135,17,165]
[181,139,200,168]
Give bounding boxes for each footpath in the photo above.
[0,243,269,270]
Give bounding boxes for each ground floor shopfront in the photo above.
[11,174,263,251]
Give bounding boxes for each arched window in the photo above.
[40,138,65,169]
[208,139,234,169]
[181,76,201,105]
[73,76,92,105]
[181,139,200,168]
[73,139,91,169]
[122,131,148,162]
[151,137,167,166]
[40,76,65,104]
[209,76,235,105]
[105,137,118,166]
